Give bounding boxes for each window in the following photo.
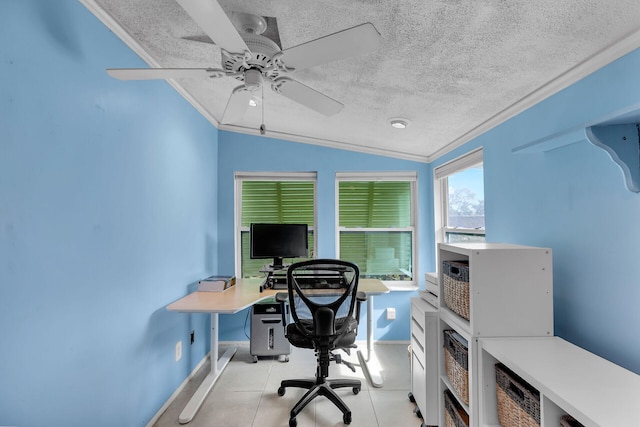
[336,172,417,285]
[434,148,485,244]
[235,172,316,278]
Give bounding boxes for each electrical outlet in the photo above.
[386,307,396,320]
[175,341,182,362]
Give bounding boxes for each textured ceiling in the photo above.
[83,0,640,162]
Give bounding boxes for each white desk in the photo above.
[167,277,388,424]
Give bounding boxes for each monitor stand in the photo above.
[259,264,289,292]
[270,257,285,270]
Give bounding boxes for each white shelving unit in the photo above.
[478,337,640,427]
[437,242,554,427]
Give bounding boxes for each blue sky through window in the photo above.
[449,166,484,201]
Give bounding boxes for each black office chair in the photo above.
[275,259,367,427]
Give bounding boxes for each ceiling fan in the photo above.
[106,0,381,125]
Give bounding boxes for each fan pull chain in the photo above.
[260,84,266,135]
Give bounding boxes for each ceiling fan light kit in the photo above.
[106,0,382,127]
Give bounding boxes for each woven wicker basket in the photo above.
[495,363,540,427]
[560,415,584,427]
[442,260,470,320]
[444,390,469,427]
[444,330,469,405]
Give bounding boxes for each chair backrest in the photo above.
[286,259,360,343]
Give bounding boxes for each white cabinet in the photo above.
[437,242,553,427]
[478,337,640,427]
[438,242,553,338]
[410,296,439,426]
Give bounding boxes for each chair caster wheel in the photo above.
[289,417,297,427]
[278,387,286,396]
[352,387,360,395]
[408,392,416,403]
[252,356,258,363]
[343,412,352,424]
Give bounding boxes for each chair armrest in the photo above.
[355,291,367,324]
[275,292,288,327]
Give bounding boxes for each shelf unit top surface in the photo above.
[481,337,640,427]
[439,242,550,252]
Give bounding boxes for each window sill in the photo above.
[381,282,419,292]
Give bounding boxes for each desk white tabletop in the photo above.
[167,278,389,314]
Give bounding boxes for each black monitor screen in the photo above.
[250,223,308,268]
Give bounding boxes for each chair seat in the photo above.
[286,317,358,349]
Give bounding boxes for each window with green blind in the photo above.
[337,173,416,283]
[236,173,316,278]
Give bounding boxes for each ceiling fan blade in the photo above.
[222,86,253,124]
[182,35,215,45]
[279,22,381,70]
[273,78,343,116]
[106,68,225,80]
[175,0,249,54]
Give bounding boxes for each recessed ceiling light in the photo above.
[248,99,258,107]
[389,118,409,129]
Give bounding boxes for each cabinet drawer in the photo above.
[412,315,425,342]
[411,300,427,330]
[411,331,426,362]
[411,351,427,413]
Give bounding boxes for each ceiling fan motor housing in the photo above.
[222,34,282,82]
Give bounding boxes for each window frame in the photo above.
[433,147,485,246]
[234,172,318,276]
[335,171,418,290]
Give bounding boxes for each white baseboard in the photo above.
[144,352,210,427]
[353,339,411,348]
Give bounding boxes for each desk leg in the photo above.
[357,296,383,388]
[178,313,237,424]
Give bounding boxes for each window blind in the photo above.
[434,147,483,179]
[241,181,315,226]
[338,181,411,228]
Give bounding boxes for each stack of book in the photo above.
[197,275,236,292]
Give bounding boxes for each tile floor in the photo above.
[153,343,423,427]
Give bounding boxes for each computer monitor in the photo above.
[250,223,308,269]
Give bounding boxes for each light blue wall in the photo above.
[216,131,433,342]
[1,2,218,426]
[433,48,640,375]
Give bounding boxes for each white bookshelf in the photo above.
[478,337,640,427]
[437,242,554,426]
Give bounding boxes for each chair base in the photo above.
[278,377,361,425]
